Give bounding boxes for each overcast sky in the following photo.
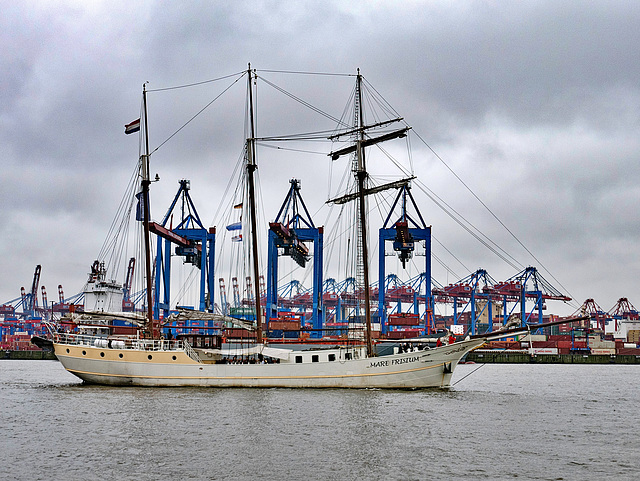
[1,1,639,317]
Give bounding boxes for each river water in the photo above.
[1,360,638,480]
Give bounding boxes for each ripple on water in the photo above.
[1,361,638,480]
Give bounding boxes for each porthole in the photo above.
[100,352,105,357]
[148,354,153,360]
[82,350,86,356]
[119,353,123,359]
[172,355,177,361]
[66,348,70,353]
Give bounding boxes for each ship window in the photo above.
[66,348,70,353]
[312,355,319,363]
[328,354,336,362]
[119,353,123,359]
[172,355,177,361]
[100,352,105,357]
[295,355,303,363]
[82,350,86,356]
[345,352,352,360]
[148,355,153,360]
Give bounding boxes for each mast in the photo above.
[327,71,411,356]
[355,70,374,357]
[141,83,154,338]
[246,65,263,343]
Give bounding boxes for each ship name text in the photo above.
[368,356,421,369]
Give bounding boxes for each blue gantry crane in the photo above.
[496,266,572,328]
[266,179,324,336]
[432,268,498,335]
[378,184,432,334]
[151,179,216,320]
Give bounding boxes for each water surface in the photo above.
[1,360,637,480]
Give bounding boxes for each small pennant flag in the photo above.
[233,202,243,209]
[135,191,146,221]
[125,118,141,135]
[226,222,242,231]
[231,234,242,242]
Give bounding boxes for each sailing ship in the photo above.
[43,66,585,388]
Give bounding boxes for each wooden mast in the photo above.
[327,71,409,356]
[141,83,154,338]
[355,70,374,358]
[246,65,263,343]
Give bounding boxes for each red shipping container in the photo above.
[387,330,420,339]
[617,348,640,355]
[225,329,257,339]
[269,321,300,330]
[387,313,421,326]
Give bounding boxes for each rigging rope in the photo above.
[411,129,575,300]
[413,179,523,271]
[451,361,486,386]
[133,67,576,312]
[258,75,348,128]
[257,69,354,77]
[148,73,244,156]
[146,71,245,92]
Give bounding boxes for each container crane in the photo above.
[495,267,571,330]
[52,285,72,316]
[579,298,607,330]
[378,184,432,334]
[608,298,639,331]
[231,277,241,308]
[432,268,498,335]
[122,257,135,312]
[606,297,640,338]
[218,278,229,316]
[41,286,48,318]
[151,179,216,319]
[266,179,324,336]
[245,276,254,305]
[18,265,42,318]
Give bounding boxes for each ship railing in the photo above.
[52,331,195,354]
[181,340,201,363]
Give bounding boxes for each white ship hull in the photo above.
[53,338,485,389]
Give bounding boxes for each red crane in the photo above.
[607,297,639,331]
[578,299,607,330]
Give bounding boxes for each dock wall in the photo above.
[1,350,56,360]
[467,350,640,364]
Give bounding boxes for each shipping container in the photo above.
[617,347,640,355]
[530,348,558,355]
[269,320,300,330]
[591,348,615,355]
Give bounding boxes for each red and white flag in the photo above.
[124,118,141,135]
